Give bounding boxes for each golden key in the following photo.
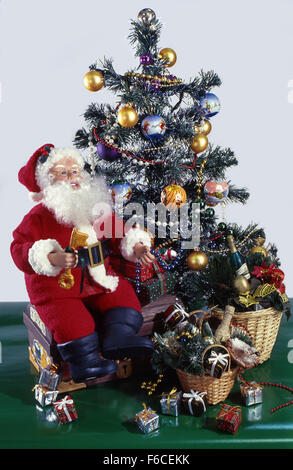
[58,228,89,290]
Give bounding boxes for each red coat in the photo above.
[11,203,151,307]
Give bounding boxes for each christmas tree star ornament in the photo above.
[83,70,104,92]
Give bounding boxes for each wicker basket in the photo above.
[176,345,239,405]
[212,307,283,364]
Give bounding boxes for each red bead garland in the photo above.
[93,127,199,168]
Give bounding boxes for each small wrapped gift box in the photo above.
[240,381,263,406]
[53,395,78,424]
[39,364,61,391]
[202,346,230,379]
[128,270,177,306]
[160,387,182,417]
[216,404,242,434]
[163,303,189,330]
[111,255,165,282]
[33,384,59,407]
[181,390,208,417]
[135,403,159,434]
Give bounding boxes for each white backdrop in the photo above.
[1,0,293,301]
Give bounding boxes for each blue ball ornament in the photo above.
[200,93,221,118]
[141,115,166,140]
[110,181,132,203]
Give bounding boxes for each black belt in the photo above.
[76,239,110,268]
[65,239,110,294]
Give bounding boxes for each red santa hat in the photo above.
[18,144,84,202]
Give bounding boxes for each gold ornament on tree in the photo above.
[194,119,212,136]
[117,104,139,128]
[161,184,187,210]
[190,134,208,153]
[83,70,104,92]
[250,234,268,257]
[158,48,177,67]
[187,249,208,271]
[249,246,268,257]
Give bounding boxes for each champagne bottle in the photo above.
[227,235,251,279]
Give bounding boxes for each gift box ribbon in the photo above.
[164,304,189,324]
[135,403,157,430]
[208,351,229,376]
[182,390,207,415]
[32,384,48,396]
[242,381,263,399]
[55,396,74,422]
[161,387,178,413]
[218,404,241,422]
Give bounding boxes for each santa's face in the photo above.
[42,156,112,227]
[48,156,82,189]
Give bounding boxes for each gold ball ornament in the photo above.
[194,119,212,136]
[83,70,104,92]
[190,134,209,153]
[161,184,187,210]
[187,250,208,271]
[233,276,251,293]
[249,246,268,257]
[117,105,139,128]
[158,48,177,67]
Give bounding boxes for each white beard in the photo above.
[42,173,119,292]
[42,173,112,230]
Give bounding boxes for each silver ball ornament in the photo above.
[137,8,156,26]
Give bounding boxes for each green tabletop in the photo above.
[1,301,293,450]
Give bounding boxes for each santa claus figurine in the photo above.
[11,144,155,383]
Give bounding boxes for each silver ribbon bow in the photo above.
[183,389,207,415]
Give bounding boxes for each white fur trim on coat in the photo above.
[120,227,152,263]
[28,239,63,276]
[76,223,119,292]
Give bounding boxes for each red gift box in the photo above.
[216,404,242,434]
[110,255,165,282]
[53,395,78,424]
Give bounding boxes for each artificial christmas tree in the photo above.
[74,8,290,340]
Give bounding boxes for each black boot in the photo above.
[57,332,118,382]
[101,307,154,360]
